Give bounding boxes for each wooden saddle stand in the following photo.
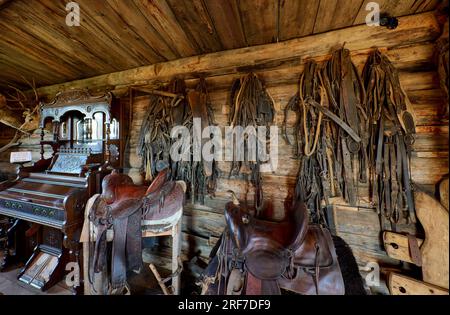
[81,166,186,295]
[201,193,345,295]
[384,178,449,295]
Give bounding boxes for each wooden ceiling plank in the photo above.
[0,64,54,90]
[0,48,69,85]
[0,2,99,77]
[0,51,63,82]
[133,0,198,58]
[0,67,50,89]
[36,0,129,72]
[66,0,154,68]
[238,0,278,46]
[313,0,365,33]
[0,0,12,10]
[30,12,440,98]
[0,26,83,80]
[279,0,320,40]
[381,0,425,16]
[352,0,437,25]
[38,0,161,71]
[166,0,223,53]
[0,2,95,80]
[78,0,164,66]
[203,0,247,50]
[413,0,440,12]
[0,53,64,88]
[105,0,179,61]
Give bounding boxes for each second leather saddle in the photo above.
[202,196,345,295]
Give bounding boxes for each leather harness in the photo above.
[363,50,417,229]
[137,78,217,204]
[283,48,417,231]
[228,73,275,215]
[283,55,364,223]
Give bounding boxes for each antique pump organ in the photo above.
[0,89,127,292]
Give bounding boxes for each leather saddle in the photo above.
[89,168,185,294]
[203,197,345,295]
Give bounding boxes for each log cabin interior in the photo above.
[0,0,448,297]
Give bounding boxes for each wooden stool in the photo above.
[143,216,182,295]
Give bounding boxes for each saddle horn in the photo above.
[227,190,240,206]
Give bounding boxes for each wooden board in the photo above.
[279,0,320,40]
[388,273,449,295]
[353,0,440,25]
[313,0,364,33]
[415,191,449,289]
[166,0,223,53]
[203,0,247,50]
[440,178,449,210]
[383,232,424,264]
[238,0,278,45]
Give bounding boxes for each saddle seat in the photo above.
[100,170,148,219]
[223,199,345,295]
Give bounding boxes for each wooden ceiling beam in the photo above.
[30,12,441,98]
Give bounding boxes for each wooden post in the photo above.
[171,219,182,295]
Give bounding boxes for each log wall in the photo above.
[124,41,448,270]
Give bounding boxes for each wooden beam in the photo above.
[32,12,440,98]
[388,273,449,295]
[383,232,424,264]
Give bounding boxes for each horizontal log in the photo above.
[32,12,441,99]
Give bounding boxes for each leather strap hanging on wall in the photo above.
[362,49,417,229]
[285,48,417,229]
[188,78,219,204]
[283,56,364,224]
[324,48,368,207]
[228,73,275,214]
[284,61,333,224]
[136,78,217,203]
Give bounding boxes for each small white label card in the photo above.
[10,151,32,164]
